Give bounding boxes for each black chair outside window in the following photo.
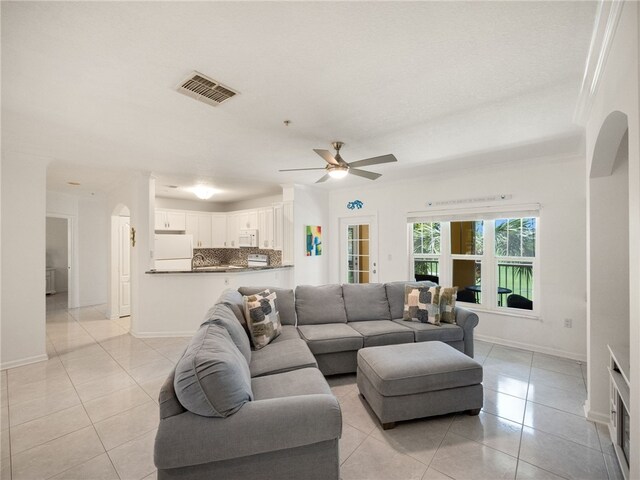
[506,294,533,310]
[456,289,477,304]
[415,274,439,284]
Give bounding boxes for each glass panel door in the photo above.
[340,216,377,284]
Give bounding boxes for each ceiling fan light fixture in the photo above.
[190,184,217,200]
[327,166,349,179]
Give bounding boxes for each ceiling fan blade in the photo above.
[279,167,326,172]
[349,168,382,180]
[348,154,397,168]
[313,149,339,165]
[315,173,331,183]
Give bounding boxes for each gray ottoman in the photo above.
[357,341,483,429]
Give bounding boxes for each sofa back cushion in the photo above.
[174,324,253,417]
[238,286,296,326]
[295,284,348,325]
[385,281,438,319]
[202,303,251,364]
[342,283,391,322]
[215,289,249,334]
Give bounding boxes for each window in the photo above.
[495,218,536,309]
[410,212,539,315]
[413,222,440,282]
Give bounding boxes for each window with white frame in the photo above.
[409,208,539,315]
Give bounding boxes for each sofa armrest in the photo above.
[155,393,342,470]
[455,307,479,358]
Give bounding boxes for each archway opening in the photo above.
[587,110,629,420]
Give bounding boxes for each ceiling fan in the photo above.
[279,142,397,183]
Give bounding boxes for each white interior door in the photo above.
[118,216,131,317]
[340,215,378,284]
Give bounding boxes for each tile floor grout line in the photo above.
[512,343,533,480]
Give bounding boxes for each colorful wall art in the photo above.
[306,225,322,256]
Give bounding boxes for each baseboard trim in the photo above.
[1,353,49,371]
[585,407,610,425]
[475,334,587,363]
[131,330,195,339]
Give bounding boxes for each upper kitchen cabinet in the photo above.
[237,210,258,230]
[211,214,227,248]
[226,213,240,248]
[155,210,186,232]
[186,213,213,248]
[257,207,274,249]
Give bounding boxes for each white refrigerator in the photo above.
[154,234,193,271]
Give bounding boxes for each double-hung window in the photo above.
[408,205,539,316]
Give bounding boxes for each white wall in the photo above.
[77,195,108,306]
[293,185,330,286]
[155,196,226,212]
[1,154,48,369]
[328,155,587,360]
[46,217,68,292]
[224,194,283,212]
[583,3,639,475]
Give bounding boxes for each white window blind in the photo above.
[407,203,541,223]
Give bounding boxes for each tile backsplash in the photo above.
[193,248,283,267]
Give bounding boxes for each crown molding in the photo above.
[573,0,626,125]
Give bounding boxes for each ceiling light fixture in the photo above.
[190,185,216,200]
[327,165,349,179]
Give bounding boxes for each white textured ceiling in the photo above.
[2,1,596,196]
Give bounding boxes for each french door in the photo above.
[340,215,378,284]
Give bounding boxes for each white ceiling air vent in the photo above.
[176,71,238,107]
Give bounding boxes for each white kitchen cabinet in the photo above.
[186,213,213,248]
[211,214,227,248]
[237,210,259,230]
[273,203,284,250]
[155,210,186,232]
[258,207,274,249]
[226,213,240,248]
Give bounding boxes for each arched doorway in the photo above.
[108,204,131,320]
[586,111,629,420]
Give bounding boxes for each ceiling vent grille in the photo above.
[176,71,238,107]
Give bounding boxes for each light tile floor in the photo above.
[0,295,625,480]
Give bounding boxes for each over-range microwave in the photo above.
[238,229,259,248]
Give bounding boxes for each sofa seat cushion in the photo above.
[174,324,253,417]
[357,341,483,397]
[297,324,363,355]
[348,320,414,347]
[238,287,297,326]
[342,283,392,322]
[269,325,301,344]
[252,367,332,401]
[296,284,348,325]
[392,319,463,343]
[249,339,317,378]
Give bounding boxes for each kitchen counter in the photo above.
[146,265,293,274]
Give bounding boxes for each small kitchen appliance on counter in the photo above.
[247,254,269,268]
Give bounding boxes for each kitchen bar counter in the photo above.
[139,264,294,337]
[146,265,293,274]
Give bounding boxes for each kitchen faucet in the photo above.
[191,252,206,270]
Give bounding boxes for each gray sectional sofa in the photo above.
[154,281,479,479]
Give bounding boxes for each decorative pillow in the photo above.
[439,287,458,324]
[403,285,441,325]
[243,289,282,349]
